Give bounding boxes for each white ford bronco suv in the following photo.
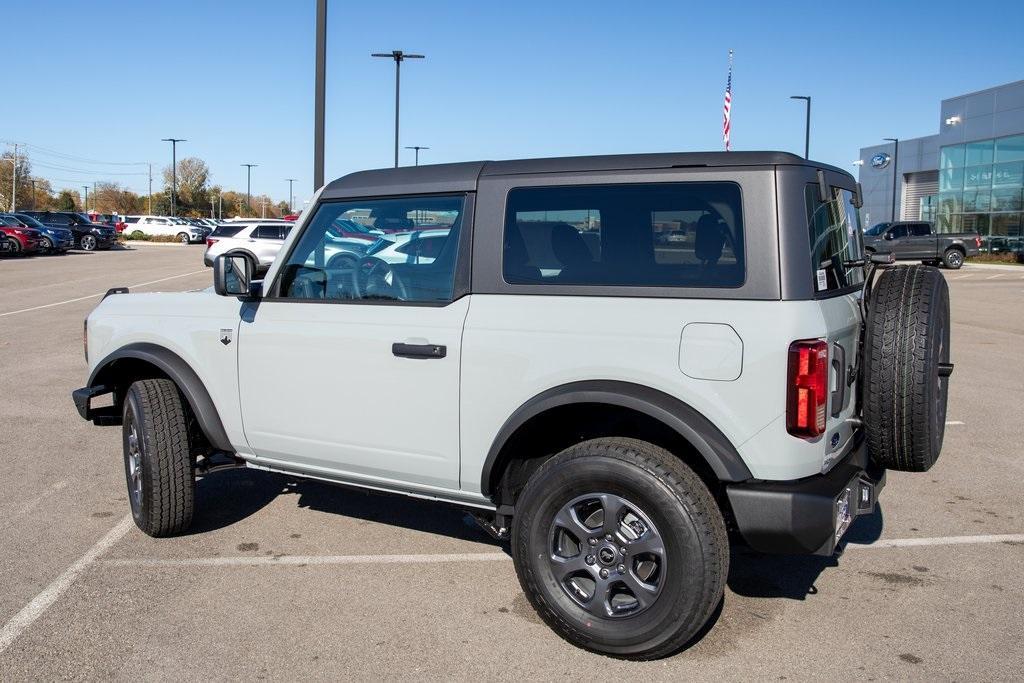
[74,152,952,659]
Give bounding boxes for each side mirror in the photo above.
[213,253,252,296]
[869,251,895,264]
[884,232,895,240]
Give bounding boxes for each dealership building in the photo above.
[858,80,1024,252]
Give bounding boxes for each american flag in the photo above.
[723,50,733,151]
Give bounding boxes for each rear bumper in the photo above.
[726,436,884,556]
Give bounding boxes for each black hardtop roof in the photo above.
[321,151,849,199]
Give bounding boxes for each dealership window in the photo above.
[937,134,1024,253]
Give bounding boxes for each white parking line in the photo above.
[952,274,973,280]
[985,274,1004,280]
[846,533,1024,550]
[945,420,965,425]
[102,551,511,568]
[0,515,133,655]
[0,270,208,318]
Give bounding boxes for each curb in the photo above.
[962,262,1023,272]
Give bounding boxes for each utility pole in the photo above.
[285,178,297,213]
[82,185,89,212]
[30,178,37,209]
[404,146,429,166]
[161,138,186,216]
[241,164,257,215]
[372,50,425,167]
[789,96,811,159]
[218,193,223,220]
[10,143,17,212]
[260,196,267,218]
[148,163,153,214]
[314,0,327,191]
[883,137,900,221]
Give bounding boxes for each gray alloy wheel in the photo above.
[177,232,191,244]
[7,238,21,255]
[79,234,97,251]
[39,237,54,253]
[548,493,666,618]
[943,248,964,269]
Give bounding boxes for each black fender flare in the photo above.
[88,342,233,451]
[480,380,752,499]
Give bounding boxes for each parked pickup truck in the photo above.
[74,152,954,659]
[863,220,980,269]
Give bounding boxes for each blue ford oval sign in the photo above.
[871,152,891,169]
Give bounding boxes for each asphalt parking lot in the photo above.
[1,245,1022,680]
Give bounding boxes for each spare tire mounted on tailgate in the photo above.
[862,264,952,472]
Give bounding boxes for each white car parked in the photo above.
[203,220,296,272]
[123,215,206,243]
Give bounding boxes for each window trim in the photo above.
[262,192,474,308]
[804,183,866,301]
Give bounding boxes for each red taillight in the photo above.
[786,340,829,438]
[975,236,982,248]
[207,238,217,247]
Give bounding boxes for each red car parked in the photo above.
[0,224,43,255]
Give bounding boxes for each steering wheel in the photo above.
[352,256,409,301]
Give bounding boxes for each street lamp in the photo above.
[789,96,811,159]
[404,146,429,166]
[241,164,257,215]
[285,178,297,213]
[314,0,327,191]
[883,137,900,221]
[372,50,425,168]
[161,138,186,216]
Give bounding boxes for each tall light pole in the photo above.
[285,178,297,213]
[161,138,186,216]
[789,96,811,159]
[404,146,429,166]
[241,164,257,215]
[883,137,900,221]
[372,50,424,168]
[314,0,327,191]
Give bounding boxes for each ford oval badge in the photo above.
[870,152,891,169]
[830,432,841,449]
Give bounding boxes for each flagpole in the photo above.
[723,50,734,152]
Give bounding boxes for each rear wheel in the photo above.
[7,238,22,255]
[512,438,727,659]
[863,265,950,472]
[122,379,195,536]
[79,234,97,251]
[942,248,964,269]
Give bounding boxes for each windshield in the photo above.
[864,222,890,237]
[0,216,20,226]
[806,185,865,293]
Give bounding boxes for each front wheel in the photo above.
[177,232,191,244]
[122,379,196,536]
[512,438,728,659]
[39,237,54,253]
[79,234,97,251]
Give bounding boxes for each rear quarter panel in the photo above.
[460,295,834,489]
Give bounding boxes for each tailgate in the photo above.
[816,293,861,471]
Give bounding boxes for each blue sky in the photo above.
[6,0,1024,205]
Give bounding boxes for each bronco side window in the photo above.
[503,183,745,288]
[805,184,866,294]
[273,195,465,303]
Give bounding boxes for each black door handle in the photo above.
[392,342,446,359]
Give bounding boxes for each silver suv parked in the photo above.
[202,220,295,272]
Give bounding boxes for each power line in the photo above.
[0,139,149,167]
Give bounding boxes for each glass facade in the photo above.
[938,134,1024,253]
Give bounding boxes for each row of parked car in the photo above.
[0,211,118,256]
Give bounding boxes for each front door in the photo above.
[237,194,470,493]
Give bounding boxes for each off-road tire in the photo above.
[122,379,195,536]
[511,438,728,659]
[942,248,964,269]
[863,265,950,472]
